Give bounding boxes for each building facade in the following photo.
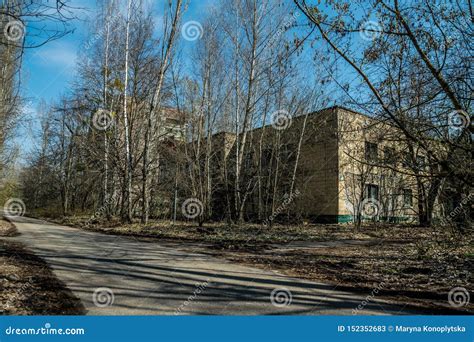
[210,106,420,223]
[163,105,424,224]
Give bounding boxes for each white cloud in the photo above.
[32,41,78,69]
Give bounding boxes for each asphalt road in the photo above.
[7,215,423,315]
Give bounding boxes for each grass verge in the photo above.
[0,218,20,237]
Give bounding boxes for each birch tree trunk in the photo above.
[122,0,133,223]
[141,0,183,224]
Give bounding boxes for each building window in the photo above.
[403,189,413,207]
[364,184,379,200]
[261,149,272,168]
[383,146,396,165]
[365,141,378,162]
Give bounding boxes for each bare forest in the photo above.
[1,0,471,231]
[0,0,473,317]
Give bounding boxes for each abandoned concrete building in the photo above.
[160,106,423,223]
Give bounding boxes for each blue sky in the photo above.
[17,0,219,153]
[22,0,218,109]
[14,0,374,159]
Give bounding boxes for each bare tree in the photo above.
[294,0,472,226]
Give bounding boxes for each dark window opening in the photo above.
[364,184,379,200]
[383,146,396,164]
[403,189,413,207]
[365,141,378,162]
[261,149,272,168]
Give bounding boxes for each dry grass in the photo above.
[0,218,20,237]
[45,214,371,247]
[223,224,473,313]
